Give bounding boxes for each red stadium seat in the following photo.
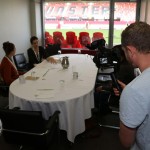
[45,31,54,47]
[53,31,64,44]
[66,31,76,45]
[79,32,91,48]
[92,32,104,42]
[53,31,62,37]
[63,31,81,48]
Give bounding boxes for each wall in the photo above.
[30,0,42,46]
[0,0,31,60]
[140,0,150,24]
[0,0,42,61]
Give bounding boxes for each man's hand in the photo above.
[47,57,57,64]
[96,86,103,92]
[113,80,126,96]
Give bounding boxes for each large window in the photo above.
[43,0,140,48]
[113,2,137,45]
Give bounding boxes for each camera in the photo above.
[86,39,122,92]
[86,39,119,71]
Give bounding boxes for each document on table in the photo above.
[35,89,55,99]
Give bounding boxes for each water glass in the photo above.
[59,80,65,87]
[73,72,78,79]
[19,75,26,84]
[72,66,78,79]
[31,71,36,80]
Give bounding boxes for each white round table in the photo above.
[9,54,98,142]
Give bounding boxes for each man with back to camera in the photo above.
[118,21,150,150]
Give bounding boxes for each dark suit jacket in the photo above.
[45,44,61,58]
[0,57,19,85]
[27,46,46,69]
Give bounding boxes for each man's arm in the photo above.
[119,121,136,148]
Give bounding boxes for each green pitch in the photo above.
[46,29,123,45]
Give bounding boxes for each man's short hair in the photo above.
[30,36,38,44]
[121,21,150,53]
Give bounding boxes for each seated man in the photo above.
[27,36,47,69]
[27,36,57,68]
[45,35,62,57]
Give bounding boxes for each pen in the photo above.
[37,89,53,91]
[42,69,50,77]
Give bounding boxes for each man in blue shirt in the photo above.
[118,22,150,150]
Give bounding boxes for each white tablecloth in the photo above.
[9,54,97,142]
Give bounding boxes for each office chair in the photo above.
[0,65,9,108]
[0,82,9,97]
[0,108,60,150]
[0,82,9,108]
[13,53,30,72]
[0,74,9,98]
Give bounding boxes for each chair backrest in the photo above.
[0,82,9,97]
[53,31,62,37]
[92,32,104,42]
[13,53,27,70]
[45,31,54,47]
[53,31,64,44]
[0,65,9,97]
[66,31,76,45]
[0,108,46,133]
[0,108,60,148]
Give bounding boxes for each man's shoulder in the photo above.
[27,48,33,53]
[128,69,150,88]
[27,47,32,51]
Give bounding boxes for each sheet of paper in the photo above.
[34,90,55,99]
